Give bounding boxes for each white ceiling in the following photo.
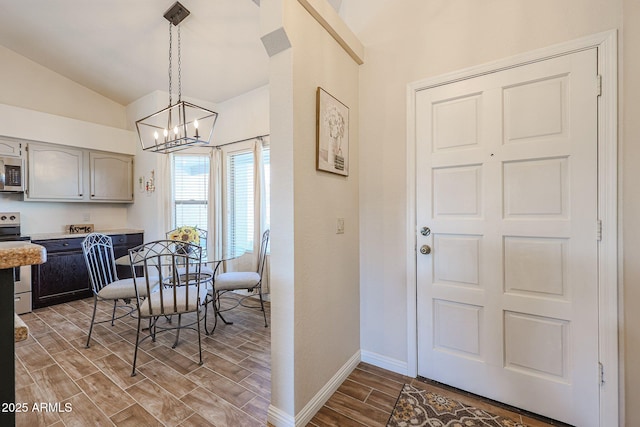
[0,0,269,106]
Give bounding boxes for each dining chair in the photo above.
[82,232,158,348]
[166,226,214,282]
[205,229,270,334]
[128,239,206,376]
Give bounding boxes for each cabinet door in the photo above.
[27,144,83,200]
[112,233,144,279]
[90,152,133,201]
[0,138,21,157]
[32,250,91,308]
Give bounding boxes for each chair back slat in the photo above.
[82,233,119,295]
[256,229,270,276]
[129,240,203,317]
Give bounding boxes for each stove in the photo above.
[0,212,32,314]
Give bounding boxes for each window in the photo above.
[173,155,209,230]
[225,146,270,254]
[227,151,254,252]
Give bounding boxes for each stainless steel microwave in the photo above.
[0,157,24,192]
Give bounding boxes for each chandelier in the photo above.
[136,1,218,154]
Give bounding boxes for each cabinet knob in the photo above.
[63,242,69,246]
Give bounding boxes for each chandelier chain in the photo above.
[168,21,173,106]
[177,25,182,101]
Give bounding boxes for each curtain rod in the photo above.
[213,133,270,149]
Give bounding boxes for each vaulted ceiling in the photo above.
[0,0,392,107]
[0,0,268,106]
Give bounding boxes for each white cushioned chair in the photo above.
[129,239,206,376]
[166,226,214,282]
[206,229,269,334]
[81,232,158,348]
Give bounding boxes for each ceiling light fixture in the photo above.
[136,1,218,154]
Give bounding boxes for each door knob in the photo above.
[420,245,431,255]
[420,226,431,236]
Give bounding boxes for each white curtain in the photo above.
[253,138,270,294]
[159,153,174,239]
[208,148,223,261]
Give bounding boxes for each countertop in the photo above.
[30,228,144,241]
[0,241,47,269]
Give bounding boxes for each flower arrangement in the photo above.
[168,226,200,245]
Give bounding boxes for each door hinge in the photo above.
[597,74,602,97]
[597,219,603,241]
[599,361,605,386]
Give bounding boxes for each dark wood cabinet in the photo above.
[32,232,143,308]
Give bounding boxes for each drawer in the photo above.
[15,292,32,315]
[32,233,143,252]
[32,238,84,252]
[109,233,143,247]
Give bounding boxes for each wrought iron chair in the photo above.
[166,226,214,282]
[81,232,158,348]
[205,229,270,334]
[128,239,206,376]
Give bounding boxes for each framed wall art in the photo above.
[316,87,349,176]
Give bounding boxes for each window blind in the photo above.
[173,155,209,231]
[227,151,254,252]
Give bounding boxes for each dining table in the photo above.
[115,244,245,333]
[115,245,246,286]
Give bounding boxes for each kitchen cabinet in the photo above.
[25,142,134,203]
[27,144,84,200]
[90,152,133,201]
[0,137,22,157]
[31,232,143,308]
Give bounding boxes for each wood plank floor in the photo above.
[16,295,559,426]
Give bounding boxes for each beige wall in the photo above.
[622,0,640,424]
[0,45,127,129]
[352,0,637,423]
[290,0,360,411]
[268,0,361,419]
[0,46,132,235]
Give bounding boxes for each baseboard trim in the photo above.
[361,350,409,376]
[267,350,361,426]
[267,404,295,427]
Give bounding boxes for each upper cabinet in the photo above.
[0,137,23,157]
[89,152,133,202]
[25,142,134,203]
[27,144,84,200]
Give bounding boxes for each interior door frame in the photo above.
[405,30,619,426]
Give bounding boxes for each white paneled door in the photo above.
[416,49,599,426]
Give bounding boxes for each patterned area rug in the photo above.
[387,384,527,427]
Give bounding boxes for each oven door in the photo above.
[14,264,32,314]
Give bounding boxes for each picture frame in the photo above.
[316,87,349,176]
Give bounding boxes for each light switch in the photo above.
[336,218,345,234]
